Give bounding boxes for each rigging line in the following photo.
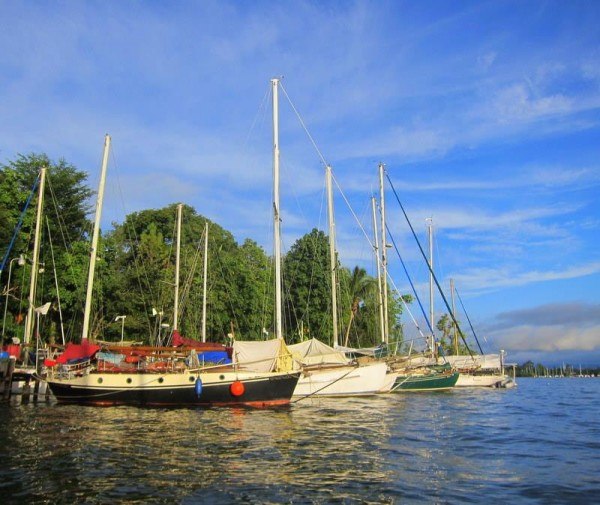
[177,255,194,323]
[178,226,205,329]
[384,221,434,335]
[433,225,446,283]
[45,217,65,345]
[279,233,305,341]
[213,245,243,338]
[46,175,84,340]
[291,366,356,403]
[279,82,329,167]
[329,170,428,342]
[243,84,271,149]
[384,169,475,359]
[454,287,485,354]
[110,147,155,335]
[1,174,39,274]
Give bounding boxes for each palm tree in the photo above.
[342,266,376,347]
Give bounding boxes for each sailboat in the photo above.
[268,79,389,397]
[369,165,458,392]
[443,276,513,388]
[45,135,300,406]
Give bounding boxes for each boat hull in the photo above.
[391,371,459,392]
[455,373,509,388]
[293,362,388,397]
[46,370,300,407]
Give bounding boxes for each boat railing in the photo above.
[47,359,93,379]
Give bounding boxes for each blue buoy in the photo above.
[195,378,203,397]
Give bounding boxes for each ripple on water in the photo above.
[1,379,600,503]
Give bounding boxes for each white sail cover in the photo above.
[444,354,502,370]
[288,338,350,366]
[232,339,286,372]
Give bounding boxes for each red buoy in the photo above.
[230,380,245,397]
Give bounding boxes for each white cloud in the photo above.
[490,325,600,353]
[453,262,600,292]
[491,84,574,124]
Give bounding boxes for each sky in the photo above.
[1,0,599,366]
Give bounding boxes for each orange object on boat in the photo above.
[230,380,245,396]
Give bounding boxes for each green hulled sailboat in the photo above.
[390,363,459,392]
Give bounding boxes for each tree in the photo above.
[341,266,376,346]
[282,228,332,344]
[0,154,93,344]
[436,313,474,355]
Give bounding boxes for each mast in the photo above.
[82,134,110,341]
[372,196,385,344]
[201,221,208,343]
[272,78,283,340]
[24,167,46,346]
[427,217,434,354]
[326,165,338,347]
[450,278,458,354]
[173,203,182,331]
[378,163,389,343]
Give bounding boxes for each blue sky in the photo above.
[1,1,599,366]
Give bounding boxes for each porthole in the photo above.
[189,376,195,382]
[158,377,164,384]
[126,378,132,384]
[219,374,225,380]
[97,377,103,384]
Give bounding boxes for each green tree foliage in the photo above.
[282,228,410,348]
[0,153,412,349]
[436,313,476,355]
[0,154,93,344]
[341,266,375,346]
[100,204,273,344]
[282,228,332,344]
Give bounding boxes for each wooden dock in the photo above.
[1,357,51,402]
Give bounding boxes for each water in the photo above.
[1,378,598,504]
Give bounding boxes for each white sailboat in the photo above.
[268,79,388,397]
[426,222,513,388]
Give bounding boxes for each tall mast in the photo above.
[427,217,434,354]
[450,278,458,354]
[201,221,208,343]
[82,134,110,341]
[173,203,182,331]
[24,167,46,345]
[272,78,283,340]
[372,196,385,344]
[378,163,389,343]
[326,165,338,347]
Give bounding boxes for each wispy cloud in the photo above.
[453,262,600,292]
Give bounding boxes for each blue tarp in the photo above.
[198,351,231,364]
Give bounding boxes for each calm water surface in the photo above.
[1,378,598,504]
